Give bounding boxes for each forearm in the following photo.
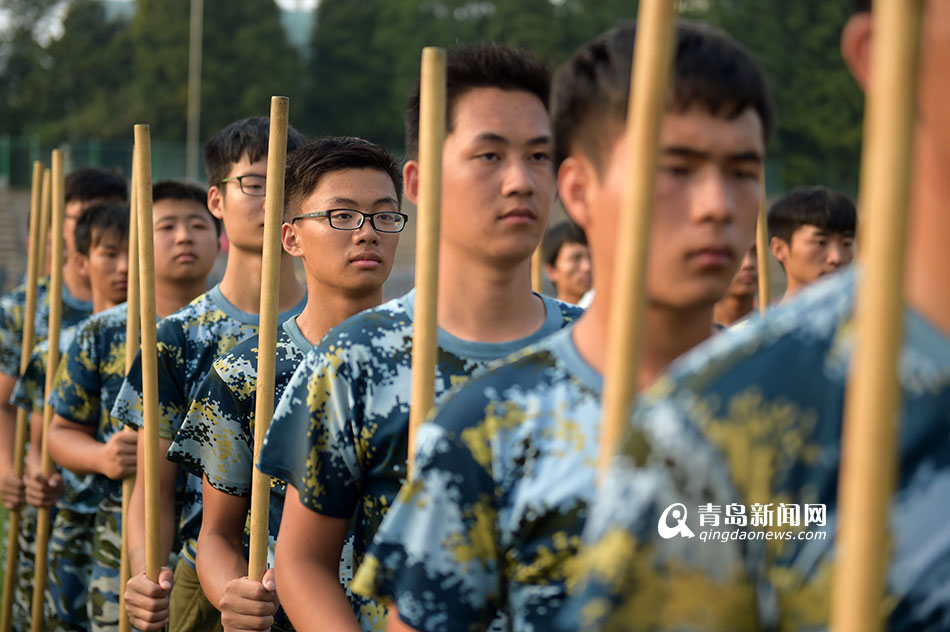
[276,552,359,632]
[196,528,249,609]
[27,411,44,470]
[48,420,102,475]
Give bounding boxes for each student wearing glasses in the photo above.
[166,136,406,632]
[257,44,583,631]
[117,117,307,632]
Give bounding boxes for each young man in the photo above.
[352,21,772,632]
[256,44,582,632]
[768,185,856,301]
[567,2,950,630]
[11,202,130,630]
[713,243,758,327]
[543,220,591,304]
[46,181,221,631]
[165,137,405,632]
[116,117,307,632]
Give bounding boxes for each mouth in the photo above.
[174,252,197,263]
[350,252,383,268]
[498,208,537,223]
[687,245,735,268]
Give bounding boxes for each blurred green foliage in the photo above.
[0,0,863,193]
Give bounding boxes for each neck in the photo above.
[557,289,583,305]
[436,248,545,343]
[63,264,91,303]
[573,290,713,390]
[904,133,950,335]
[154,276,209,319]
[780,278,803,304]
[713,293,755,327]
[295,285,383,346]
[92,294,119,315]
[218,248,306,315]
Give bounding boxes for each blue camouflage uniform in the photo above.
[168,317,317,631]
[110,285,304,630]
[49,302,139,630]
[258,290,582,631]
[564,269,950,631]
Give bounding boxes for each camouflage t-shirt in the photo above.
[110,285,306,568]
[48,303,135,504]
[12,325,104,514]
[565,269,950,631]
[0,277,92,377]
[258,290,582,631]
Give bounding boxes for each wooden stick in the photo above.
[118,151,141,632]
[30,150,66,632]
[596,0,677,476]
[756,178,770,312]
[37,169,51,279]
[830,2,923,630]
[133,124,161,582]
[407,48,446,476]
[0,161,45,632]
[531,242,543,293]
[247,96,289,582]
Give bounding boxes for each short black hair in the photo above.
[65,168,128,205]
[152,180,221,236]
[74,202,129,257]
[767,185,857,244]
[284,137,403,221]
[543,220,588,267]
[404,42,550,159]
[854,0,871,12]
[203,116,307,188]
[551,20,773,171]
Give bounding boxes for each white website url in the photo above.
[699,529,828,543]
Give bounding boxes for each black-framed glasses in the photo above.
[291,209,408,233]
[220,175,266,197]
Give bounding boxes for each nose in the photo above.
[826,241,845,267]
[691,168,737,225]
[501,156,536,198]
[117,252,129,274]
[353,218,380,245]
[175,223,194,244]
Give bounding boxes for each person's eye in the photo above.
[815,240,827,247]
[661,165,690,177]
[734,169,759,180]
[529,151,552,163]
[476,152,501,162]
[334,211,354,220]
[190,221,209,230]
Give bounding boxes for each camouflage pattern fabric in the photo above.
[47,507,96,630]
[564,269,950,631]
[88,498,122,631]
[169,317,316,630]
[259,290,582,631]
[110,285,305,568]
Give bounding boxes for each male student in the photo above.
[768,185,856,301]
[543,220,591,304]
[46,181,220,631]
[352,21,772,632]
[256,43,583,632]
[165,136,405,632]
[567,1,950,630]
[12,202,130,629]
[116,117,307,632]
[713,243,758,327]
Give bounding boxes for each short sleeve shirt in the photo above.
[258,291,582,631]
[48,303,135,504]
[0,278,92,377]
[110,285,306,567]
[565,269,950,631]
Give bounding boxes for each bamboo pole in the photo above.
[30,150,66,632]
[407,48,446,476]
[0,161,45,632]
[118,152,141,632]
[247,96,289,582]
[596,0,677,476]
[531,242,543,293]
[756,178,770,312]
[830,2,922,630]
[133,125,161,582]
[38,169,51,278]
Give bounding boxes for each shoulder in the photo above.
[311,293,413,361]
[543,295,584,326]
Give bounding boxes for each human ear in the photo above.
[73,252,90,278]
[281,223,303,258]
[207,186,226,221]
[557,157,594,231]
[403,161,420,206]
[770,236,789,264]
[841,13,873,91]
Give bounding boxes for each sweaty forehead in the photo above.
[448,87,551,143]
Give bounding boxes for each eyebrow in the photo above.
[327,196,399,208]
[661,146,764,163]
[474,132,552,146]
